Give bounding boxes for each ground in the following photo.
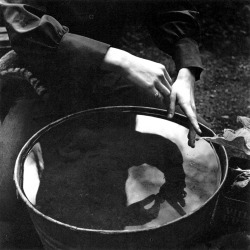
[122,1,250,135]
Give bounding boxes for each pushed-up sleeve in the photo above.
[0,0,110,78]
[146,0,203,80]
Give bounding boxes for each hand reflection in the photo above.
[123,131,187,226]
[123,194,161,226]
[123,178,186,228]
[159,171,187,208]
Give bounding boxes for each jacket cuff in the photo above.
[173,38,203,81]
[57,33,110,75]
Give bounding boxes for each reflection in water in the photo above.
[124,163,187,230]
[23,112,221,231]
[34,127,187,230]
[23,143,44,205]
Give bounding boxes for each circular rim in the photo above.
[14,106,228,235]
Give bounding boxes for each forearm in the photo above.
[101,47,129,74]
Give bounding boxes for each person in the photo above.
[0,0,204,142]
[0,0,204,247]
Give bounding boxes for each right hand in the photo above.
[102,47,172,101]
[167,68,202,147]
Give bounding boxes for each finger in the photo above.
[146,201,160,219]
[177,195,186,207]
[188,121,197,148]
[141,194,156,206]
[161,74,172,91]
[156,82,171,98]
[180,104,201,135]
[167,92,176,119]
[163,68,173,87]
[157,69,172,91]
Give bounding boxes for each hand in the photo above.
[102,47,172,100]
[124,194,161,226]
[167,68,201,147]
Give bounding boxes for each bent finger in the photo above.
[163,68,173,87]
[158,70,172,91]
[188,121,197,148]
[157,83,171,98]
[167,92,176,119]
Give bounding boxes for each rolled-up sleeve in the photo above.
[146,0,203,80]
[0,0,110,77]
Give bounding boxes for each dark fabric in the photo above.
[0,0,203,82]
[0,0,110,83]
[145,0,203,79]
[174,38,203,80]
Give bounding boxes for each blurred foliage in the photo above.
[194,1,249,55]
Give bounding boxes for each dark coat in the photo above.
[0,0,203,82]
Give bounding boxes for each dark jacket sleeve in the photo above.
[0,0,110,79]
[146,0,203,80]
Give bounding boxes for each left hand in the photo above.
[102,48,172,98]
[167,68,201,147]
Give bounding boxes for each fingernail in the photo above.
[188,140,195,148]
[167,113,173,119]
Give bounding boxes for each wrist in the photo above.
[101,47,131,75]
[177,68,195,82]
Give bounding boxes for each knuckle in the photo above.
[154,69,164,79]
[158,63,166,70]
[165,91,171,97]
[146,83,154,90]
[156,64,165,74]
[191,103,196,110]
